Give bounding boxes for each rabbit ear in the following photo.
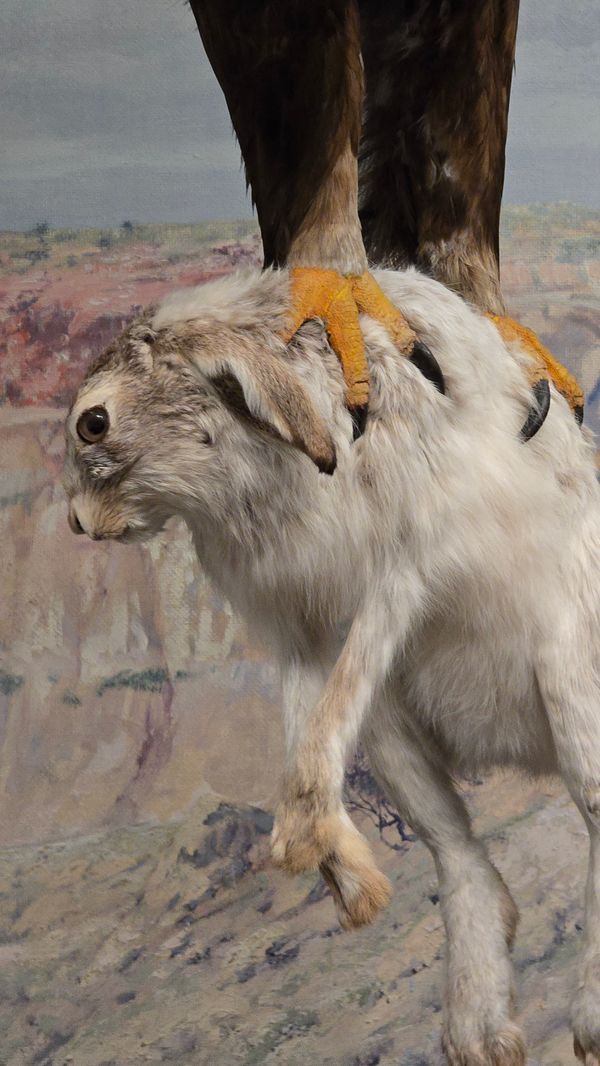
[187,341,337,475]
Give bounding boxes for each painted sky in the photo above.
[1,0,599,230]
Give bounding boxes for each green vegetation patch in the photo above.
[0,218,259,277]
[557,237,600,263]
[500,202,600,239]
[97,667,170,697]
[62,690,81,706]
[242,1008,320,1066]
[0,670,23,697]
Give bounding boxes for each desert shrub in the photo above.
[558,237,600,263]
[54,228,79,243]
[97,231,115,250]
[31,220,50,239]
[23,247,50,263]
[345,750,416,850]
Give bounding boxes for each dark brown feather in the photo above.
[358,0,520,310]
[188,0,363,268]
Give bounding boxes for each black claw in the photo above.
[409,341,446,395]
[520,377,551,442]
[351,403,368,441]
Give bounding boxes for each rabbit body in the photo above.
[64,268,600,1065]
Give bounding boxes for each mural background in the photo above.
[1,2,600,1063]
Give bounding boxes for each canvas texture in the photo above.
[1,1,600,1063]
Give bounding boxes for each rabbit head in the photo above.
[63,272,337,544]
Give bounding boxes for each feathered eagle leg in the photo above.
[358,0,583,426]
[359,0,518,313]
[189,0,431,414]
[188,0,366,271]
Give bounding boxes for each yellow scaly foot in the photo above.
[282,267,416,413]
[488,314,584,425]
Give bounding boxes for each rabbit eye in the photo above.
[77,405,109,443]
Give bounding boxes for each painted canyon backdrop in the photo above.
[2,1,600,1064]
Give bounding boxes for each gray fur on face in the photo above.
[64,267,600,1064]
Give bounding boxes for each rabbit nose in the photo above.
[69,506,85,535]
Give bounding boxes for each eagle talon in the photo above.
[351,403,368,440]
[409,340,446,395]
[282,267,416,412]
[488,313,584,427]
[520,377,551,442]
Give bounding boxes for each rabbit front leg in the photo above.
[272,648,393,929]
[271,571,423,928]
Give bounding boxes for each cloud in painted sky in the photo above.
[1,0,599,229]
